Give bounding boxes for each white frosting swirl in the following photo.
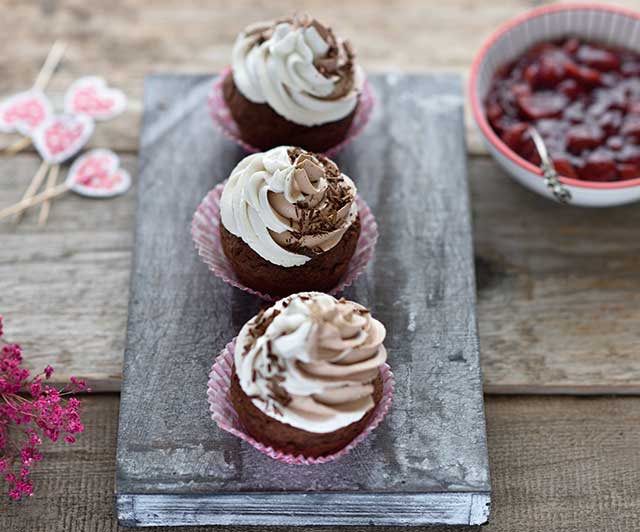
[231,16,363,126]
[235,292,387,433]
[220,146,358,267]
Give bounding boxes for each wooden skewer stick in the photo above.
[38,164,60,225]
[3,137,32,155]
[33,40,67,91]
[14,160,50,223]
[0,183,69,221]
[2,40,67,155]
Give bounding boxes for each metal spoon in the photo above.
[528,126,572,204]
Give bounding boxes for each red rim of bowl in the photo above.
[469,2,640,190]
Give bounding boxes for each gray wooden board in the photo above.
[116,73,491,527]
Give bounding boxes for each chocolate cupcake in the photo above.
[231,292,388,458]
[224,14,364,152]
[220,146,360,297]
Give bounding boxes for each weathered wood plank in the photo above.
[2,152,640,393]
[3,395,640,531]
[471,158,640,394]
[0,154,135,390]
[115,73,489,526]
[3,0,638,155]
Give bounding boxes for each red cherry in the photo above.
[536,54,566,87]
[486,102,503,129]
[518,138,541,165]
[566,124,604,153]
[576,45,621,71]
[558,79,580,99]
[501,122,529,149]
[617,163,640,179]
[579,149,617,181]
[563,38,580,55]
[617,145,640,165]
[517,92,567,119]
[621,115,640,139]
[565,61,602,86]
[597,110,623,136]
[552,158,578,179]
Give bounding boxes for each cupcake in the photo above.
[223,13,364,152]
[230,292,388,458]
[220,146,360,297]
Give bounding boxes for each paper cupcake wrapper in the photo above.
[191,183,378,301]
[208,66,375,157]
[207,338,395,465]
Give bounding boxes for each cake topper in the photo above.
[1,40,65,155]
[0,40,129,224]
[0,90,53,136]
[32,114,95,165]
[0,149,131,222]
[64,76,127,121]
[66,149,131,198]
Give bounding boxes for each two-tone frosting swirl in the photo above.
[220,146,358,267]
[234,292,387,433]
[231,14,364,126]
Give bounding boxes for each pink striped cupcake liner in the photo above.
[191,183,378,301]
[207,338,395,465]
[208,66,375,157]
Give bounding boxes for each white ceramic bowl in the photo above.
[470,3,640,207]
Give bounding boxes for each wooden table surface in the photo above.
[1,1,640,530]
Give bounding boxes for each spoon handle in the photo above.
[529,127,572,204]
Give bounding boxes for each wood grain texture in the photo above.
[2,0,639,156]
[471,158,640,394]
[3,151,640,394]
[3,395,640,531]
[115,73,489,526]
[0,154,136,390]
[3,0,640,394]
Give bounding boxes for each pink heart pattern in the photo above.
[64,76,127,121]
[0,90,53,136]
[66,149,131,198]
[32,114,95,164]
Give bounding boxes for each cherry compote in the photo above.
[485,37,640,181]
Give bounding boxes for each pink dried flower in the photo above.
[0,316,88,500]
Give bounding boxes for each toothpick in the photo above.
[33,40,67,91]
[3,137,31,155]
[2,40,67,156]
[38,164,60,225]
[0,183,69,221]
[14,160,50,223]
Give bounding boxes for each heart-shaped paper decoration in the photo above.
[32,114,95,164]
[0,90,53,136]
[64,76,127,121]
[66,149,131,198]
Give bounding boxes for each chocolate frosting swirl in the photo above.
[231,13,363,126]
[220,146,358,267]
[234,292,387,433]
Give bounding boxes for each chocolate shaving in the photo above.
[279,150,355,256]
[248,309,280,340]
